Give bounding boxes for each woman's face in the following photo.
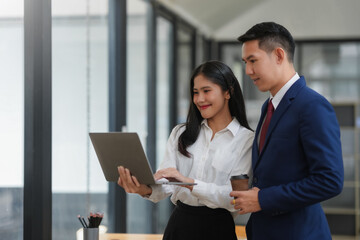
[193,74,230,121]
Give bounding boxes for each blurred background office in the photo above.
[1,0,360,239]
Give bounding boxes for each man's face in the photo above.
[242,40,281,94]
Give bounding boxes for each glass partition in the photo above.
[52,1,109,239]
[156,16,171,170]
[177,27,193,124]
[0,1,24,239]
[126,0,151,233]
[155,16,173,233]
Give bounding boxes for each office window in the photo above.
[155,16,173,233]
[52,1,109,239]
[177,27,193,123]
[0,2,24,239]
[156,16,171,170]
[301,43,360,102]
[126,0,152,233]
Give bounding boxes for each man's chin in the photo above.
[256,86,269,92]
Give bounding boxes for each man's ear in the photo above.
[274,47,286,64]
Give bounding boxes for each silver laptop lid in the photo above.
[89,132,156,185]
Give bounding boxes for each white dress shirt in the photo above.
[271,72,300,110]
[258,73,300,145]
[147,118,254,214]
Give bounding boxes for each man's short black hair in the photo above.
[238,22,295,63]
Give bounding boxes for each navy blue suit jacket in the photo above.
[246,76,344,240]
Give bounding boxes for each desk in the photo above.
[101,227,246,240]
[101,233,163,240]
[235,225,246,239]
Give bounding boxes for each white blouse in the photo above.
[147,118,254,213]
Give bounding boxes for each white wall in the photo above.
[158,0,360,40]
[214,0,360,40]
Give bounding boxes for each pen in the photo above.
[77,215,86,228]
[81,216,88,228]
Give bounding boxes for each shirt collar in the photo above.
[201,118,240,137]
[270,72,300,109]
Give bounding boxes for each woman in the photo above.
[118,60,254,240]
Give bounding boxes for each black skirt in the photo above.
[163,201,237,240]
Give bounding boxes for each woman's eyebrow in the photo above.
[193,86,211,90]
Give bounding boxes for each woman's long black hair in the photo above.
[178,60,252,157]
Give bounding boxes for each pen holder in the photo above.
[83,228,99,240]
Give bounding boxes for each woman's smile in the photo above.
[199,104,211,110]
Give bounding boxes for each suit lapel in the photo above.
[252,100,268,167]
[253,77,306,170]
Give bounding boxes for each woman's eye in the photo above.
[193,91,198,95]
[204,90,210,93]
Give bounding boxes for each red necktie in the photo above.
[259,99,274,153]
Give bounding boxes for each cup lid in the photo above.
[230,174,249,180]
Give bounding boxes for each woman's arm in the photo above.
[117,166,152,197]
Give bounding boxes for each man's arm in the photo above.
[232,96,344,214]
[259,97,344,213]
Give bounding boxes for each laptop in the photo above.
[89,132,196,186]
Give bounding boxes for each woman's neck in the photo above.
[207,113,233,138]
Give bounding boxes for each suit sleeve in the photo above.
[258,97,344,213]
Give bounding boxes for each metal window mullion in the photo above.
[146,1,157,182]
[169,18,178,130]
[147,1,157,233]
[108,0,127,233]
[190,30,197,70]
[24,0,52,239]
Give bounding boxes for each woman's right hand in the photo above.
[117,166,152,197]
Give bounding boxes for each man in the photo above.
[230,22,344,239]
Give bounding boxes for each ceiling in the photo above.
[157,0,360,41]
[158,0,263,33]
